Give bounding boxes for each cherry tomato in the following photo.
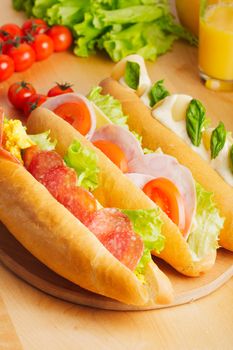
[93,140,128,173]
[53,101,91,136]
[0,54,15,82]
[143,177,186,234]
[23,94,47,118]
[8,81,36,110]
[47,25,72,52]
[0,23,22,41]
[47,82,74,97]
[8,43,35,72]
[29,34,54,61]
[22,19,48,36]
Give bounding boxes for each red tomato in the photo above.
[22,19,48,36]
[8,81,36,110]
[53,101,91,136]
[47,25,72,52]
[23,94,47,118]
[93,140,128,173]
[0,54,15,82]
[8,43,35,72]
[29,34,54,61]
[0,23,22,41]
[47,82,74,97]
[143,177,186,234]
[22,145,40,168]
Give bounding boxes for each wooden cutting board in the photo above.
[0,222,232,311]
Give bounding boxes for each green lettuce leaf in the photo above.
[29,130,57,151]
[87,86,128,128]
[122,208,164,277]
[32,0,57,18]
[125,61,140,90]
[187,183,224,260]
[64,139,100,191]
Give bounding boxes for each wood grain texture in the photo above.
[0,0,232,349]
[0,294,22,350]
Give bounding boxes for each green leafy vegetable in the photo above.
[187,183,224,260]
[29,130,57,151]
[149,79,170,107]
[229,145,233,174]
[13,0,197,62]
[64,139,100,191]
[122,208,164,276]
[186,99,206,147]
[124,61,140,90]
[87,86,128,128]
[210,122,226,159]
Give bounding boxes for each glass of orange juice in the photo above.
[199,0,233,91]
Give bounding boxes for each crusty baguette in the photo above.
[27,108,217,276]
[100,78,233,252]
[0,158,174,306]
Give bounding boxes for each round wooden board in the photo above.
[0,222,232,311]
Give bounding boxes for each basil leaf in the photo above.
[229,145,233,174]
[186,99,206,146]
[210,122,226,159]
[149,79,170,107]
[124,61,140,90]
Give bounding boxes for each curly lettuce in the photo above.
[64,139,100,191]
[122,208,164,278]
[87,86,128,128]
[188,183,224,260]
[29,130,57,151]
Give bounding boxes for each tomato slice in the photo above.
[53,101,91,136]
[92,140,128,173]
[0,107,4,146]
[143,177,186,234]
[22,145,40,169]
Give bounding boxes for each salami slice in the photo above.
[40,93,96,140]
[91,124,144,169]
[28,150,64,182]
[40,165,77,199]
[62,186,97,224]
[85,208,144,271]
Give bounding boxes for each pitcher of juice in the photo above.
[199,0,233,91]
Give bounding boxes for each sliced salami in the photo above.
[40,93,96,140]
[40,165,77,199]
[85,208,144,271]
[28,150,64,182]
[127,153,197,237]
[91,124,144,169]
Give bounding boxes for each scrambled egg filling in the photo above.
[3,119,35,162]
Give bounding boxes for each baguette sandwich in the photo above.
[25,89,224,277]
[0,107,173,306]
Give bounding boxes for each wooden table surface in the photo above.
[0,1,233,349]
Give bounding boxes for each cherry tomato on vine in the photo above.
[22,19,48,36]
[0,23,22,41]
[8,81,36,110]
[47,25,72,52]
[29,34,54,61]
[47,82,74,97]
[0,54,15,82]
[23,94,47,118]
[8,42,35,72]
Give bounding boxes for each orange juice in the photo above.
[199,3,233,81]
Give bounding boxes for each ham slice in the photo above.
[91,124,144,167]
[127,153,197,238]
[41,93,96,140]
